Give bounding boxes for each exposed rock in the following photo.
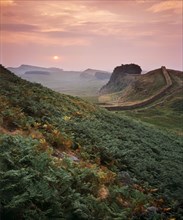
[118,171,133,185]
[113,63,141,76]
[69,155,79,162]
[146,206,158,213]
[100,64,142,94]
[110,64,141,85]
[100,63,142,94]
[52,150,79,162]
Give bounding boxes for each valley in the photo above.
[1,0,182,219]
[8,64,109,97]
[0,64,183,219]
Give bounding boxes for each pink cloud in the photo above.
[148,0,182,13]
[0,0,182,70]
[0,0,15,6]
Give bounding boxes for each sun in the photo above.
[53,55,59,60]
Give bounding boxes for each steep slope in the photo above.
[0,65,183,219]
[121,69,183,134]
[99,67,182,110]
[100,64,142,94]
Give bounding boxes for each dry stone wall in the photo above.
[104,66,173,111]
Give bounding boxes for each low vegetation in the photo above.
[0,65,183,219]
[119,70,183,135]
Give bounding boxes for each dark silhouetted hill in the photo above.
[100,63,141,94]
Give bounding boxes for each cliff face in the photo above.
[100,64,142,94]
[110,64,142,81]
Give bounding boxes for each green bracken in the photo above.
[0,65,183,219]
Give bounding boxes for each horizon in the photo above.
[5,63,183,73]
[0,0,182,71]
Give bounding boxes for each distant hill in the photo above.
[80,68,111,80]
[95,71,111,80]
[25,71,50,75]
[80,71,93,79]
[8,64,63,75]
[83,68,106,75]
[7,65,108,97]
[0,64,183,219]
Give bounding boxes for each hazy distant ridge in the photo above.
[7,64,110,97]
[8,64,63,75]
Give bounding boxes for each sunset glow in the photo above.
[0,0,182,70]
[53,56,59,60]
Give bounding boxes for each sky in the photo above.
[0,0,182,71]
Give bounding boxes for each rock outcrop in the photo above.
[100,63,142,94]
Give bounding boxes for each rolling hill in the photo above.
[80,68,111,80]
[0,64,183,219]
[8,64,64,75]
[98,66,182,109]
[98,66,183,134]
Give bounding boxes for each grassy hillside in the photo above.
[97,68,183,134]
[121,87,183,134]
[98,68,168,104]
[98,68,182,105]
[118,69,166,102]
[0,65,183,219]
[119,69,183,134]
